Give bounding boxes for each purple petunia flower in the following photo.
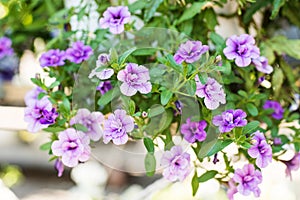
[39,49,66,67]
[174,100,183,116]
[263,100,284,120]
[24,97,58,133]
[117,63,152,96]
[51,128,91,167]
[160,145,191,182]
[96,81,113,95]
[0,37,14,59]
[195,76,226,110]
[96,53,110,67]
[212,109,247,133]
[54,159,64,177]
[66,41,93,64]
[99,6,131,34]
[248,131,272,168]
[273,137,282,146]
[281,152,300,180]
[173,40,209,64]
[227,179,238,200]
[70,108,104,142]
[103,109,134,145]
[180,118,207,143]
[252,56,273,74]
[232,164,262,198]
[89,68,114,80]
[24,87,46,106]
[223,34,260,67]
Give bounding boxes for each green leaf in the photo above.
[246,103,258,116]
[186,80,196,96]
[97,89,119,106]
[144,0,163,22]
[73,124,88,132]
[37,92,47,100]
[118,47,137,65]
[49,81,60,89]
[197,73,208,84]
[238,90,248,98]
[271,0,285,19]
[177,2,206,24]
[145,153,156,176]
[143,137,154,153]
[128,100,136,115]
[161,90,173,106]
[204,8,217,30]
[272,68,284,98]
[166,54,182,73]
[206,139,233,157]
[128,0,147,12]
[192,171,199,196]
[209,32,225,46]
[242,121,260,134]
[132,48,158,56]
[39,142,52,151]
[198,170,218,183]
[148,105,165,118]
[43,127,65,133]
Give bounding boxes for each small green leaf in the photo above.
[242,121,260,134]
[97,89,119,106]
[143,137,154,153]
[128,100,136,115]
[161,90,173,106]
[38,92,47,100]
[198,170,218,183]
[186,80,196,96]
[73,124,88,132]
[144,0,163,22]
[204,8,218,30]
[271,0,285,19]
[118,47,137,65]
[49,81,60,89]
[39,142,52,151]
[206,139,233,157]
[166,54,182,73]
[128,0,147,12]
[43,127,65,133]
[246,103,258,116]
[197,73,208,84]
[177,2,206,24]
[192,171,199,196]
[238,90,248,98]
[145,153,156,176]
[148,105,165,118]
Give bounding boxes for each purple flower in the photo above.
[24,87,46,106]
[70,108,104,142]
[99,6,131,34]
[180,118,207,143]
[233,164,262,197]
[0,37,13,59]
[263,100,284,120]
[51,128,91,167]
[252,56,273,74]
[160,145,191,182]
[173,40,209,64]
[96,53,110,67]
[66,41,93,64]
[96,81,113,95]
[223,34,260,67]
[273,137,282,146]
[89,68,114,80]
[24,97,58,133]
[258,76,265,84]
[54,159,64,177]
[248,131,272,168]
[195,76,226,110]
[227,179,238,200]
[103,109,134,145]
[117,63,152,96]
[212,109,247,133]
[39,49,66,67]
[174,100,183,116]
[281,152,300,180]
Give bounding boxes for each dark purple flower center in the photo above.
[258,143,268,154]
[67,141,78,150]
[126,73,139,85]
[243,175,253,183]
[74,50,84,58]
[237,45,248,55]
[224,113,234,124]
[39,108,58,125]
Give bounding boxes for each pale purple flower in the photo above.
[180,118,207,143]
[248,131,272,168]
[258,76,265,84]
[117,63,152,96]
[89,68,114,80]
[223,34,260,67]
[281,152,300,180]
[103,109,134,145]
[51,128,91,167]
[252,56,273,74]
[263,100,284,120]
[24,87,46,106]
[39,49,66,67]
[66,41,93,64]
[212,109,247,133]
[96,53,110,67]
[227,179,238,200]
[195,76,226,110]
[233,164,262,197]
[0,37,13,59]
[54,159,64,177]
[174,40,209,64]
[273,137,282,146]
[96,81,112,95]
[160,145,191,182]
[24,97,58,133]
[70,108,104,142]
[99,6,131,34]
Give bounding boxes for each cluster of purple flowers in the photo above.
[180,118,207,143]
[173,40,209,64]
[160,145,191,182]
[99,6,131,34]
[227,164,262,199]
[39,41,93,67]
[195,76,226,110]
[212,109,247,133]
[0,37,14,59]
[223,34,273,74]
[263,100,284,120]
[248,131,272,168]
